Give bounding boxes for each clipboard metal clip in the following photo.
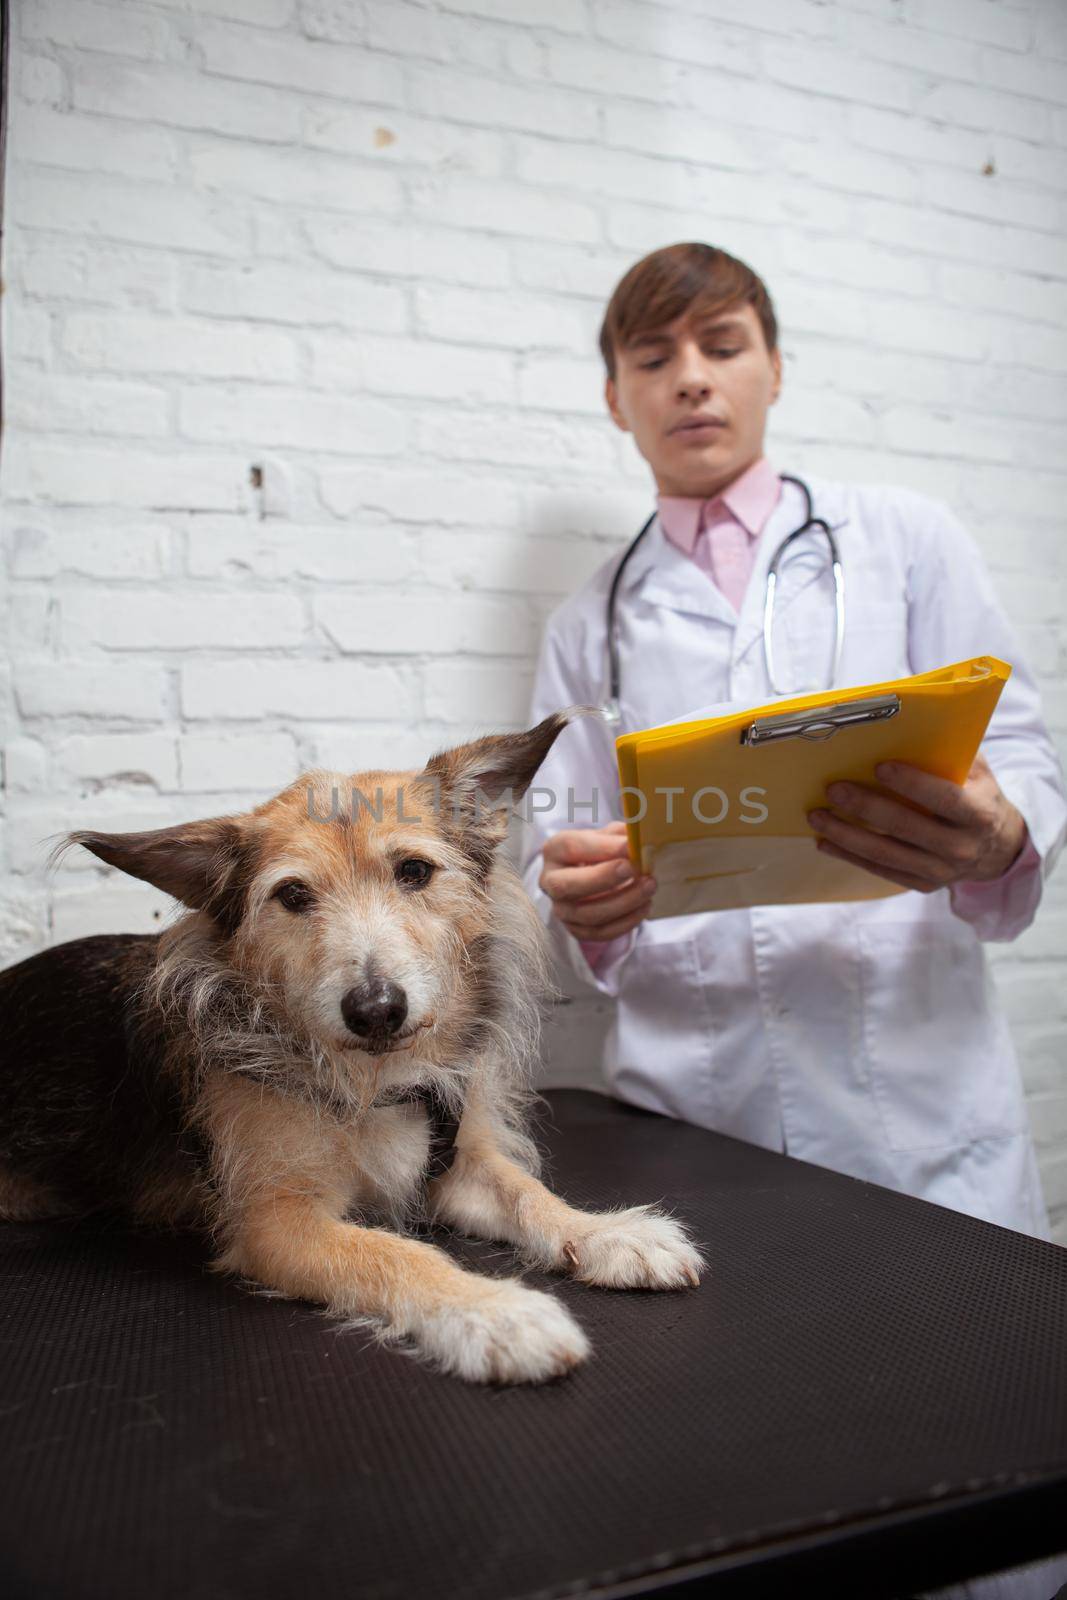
[740,694,901,747]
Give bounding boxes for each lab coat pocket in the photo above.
[855,922,1025,1152]
[841,597,911,682]
[610,929,715,1124]
[784,594,910,688]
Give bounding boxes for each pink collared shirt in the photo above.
[656,454,782,612]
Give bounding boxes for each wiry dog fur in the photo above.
[0,712,705,1385]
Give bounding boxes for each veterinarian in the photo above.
[519,242,1067,1252]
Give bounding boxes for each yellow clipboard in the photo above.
[614,656,1011,917]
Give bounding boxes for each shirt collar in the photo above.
[655,456,782,555]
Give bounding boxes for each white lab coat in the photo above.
[520,475,1067,1243]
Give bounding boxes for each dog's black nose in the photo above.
[341,981,408,1039]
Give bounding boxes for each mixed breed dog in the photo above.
[0,710,704,1386]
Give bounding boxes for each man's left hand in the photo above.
[807,754,1028,894]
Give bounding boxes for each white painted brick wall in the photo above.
[2,0,1065,1236]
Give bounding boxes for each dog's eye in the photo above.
[395,858,435,889]
[274,880,315,913]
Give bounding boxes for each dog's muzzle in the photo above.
[341,979,408,1047]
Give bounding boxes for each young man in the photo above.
[520,242,1066,1244]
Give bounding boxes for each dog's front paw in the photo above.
[411,1281,591,1386]
[560,1205,705,1291]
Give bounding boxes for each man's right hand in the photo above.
[539,821,657,943]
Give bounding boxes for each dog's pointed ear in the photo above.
[417,706,591,862]
[49,816,252,933]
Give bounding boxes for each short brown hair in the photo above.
[598,242,778,381]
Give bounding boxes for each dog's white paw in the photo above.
[410,1280,591,1385]
[560,1205,706,1291]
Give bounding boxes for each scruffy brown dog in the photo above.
[0,712,704,1385]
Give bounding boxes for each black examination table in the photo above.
[1,1088,1065,1600]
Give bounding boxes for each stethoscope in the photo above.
[601,473,845,724]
